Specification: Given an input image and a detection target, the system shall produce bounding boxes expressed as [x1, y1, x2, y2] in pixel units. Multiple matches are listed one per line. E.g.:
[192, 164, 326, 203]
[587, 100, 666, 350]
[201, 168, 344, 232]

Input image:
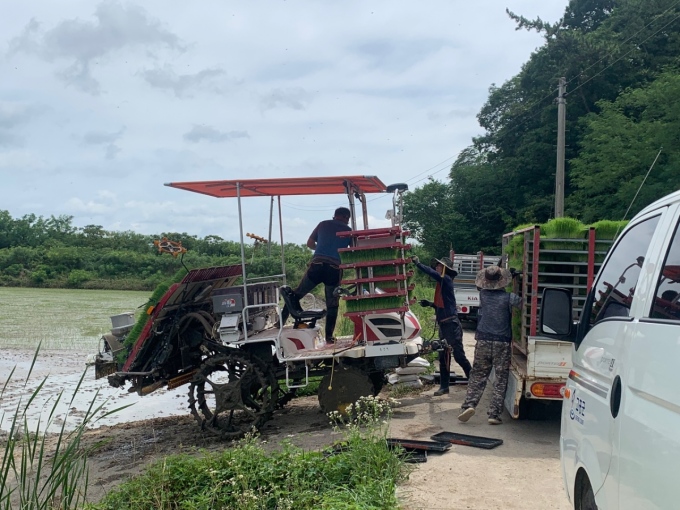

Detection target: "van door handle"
[610, 375, 622, 418]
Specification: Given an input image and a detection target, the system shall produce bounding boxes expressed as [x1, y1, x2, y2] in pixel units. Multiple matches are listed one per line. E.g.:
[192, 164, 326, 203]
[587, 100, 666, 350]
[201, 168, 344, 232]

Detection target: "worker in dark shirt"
[458, 265, 521, 425]
[413, 255, 471, 395]
[281, 207, 352, 342]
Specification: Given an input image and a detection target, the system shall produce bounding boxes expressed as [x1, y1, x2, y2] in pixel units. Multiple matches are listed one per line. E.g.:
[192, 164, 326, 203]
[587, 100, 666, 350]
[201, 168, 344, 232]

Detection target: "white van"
[540, 190, 680, 510]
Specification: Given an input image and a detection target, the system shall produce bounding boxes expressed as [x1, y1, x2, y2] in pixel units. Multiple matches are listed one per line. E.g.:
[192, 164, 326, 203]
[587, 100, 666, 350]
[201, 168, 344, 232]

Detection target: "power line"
[405, 154, 458, 184]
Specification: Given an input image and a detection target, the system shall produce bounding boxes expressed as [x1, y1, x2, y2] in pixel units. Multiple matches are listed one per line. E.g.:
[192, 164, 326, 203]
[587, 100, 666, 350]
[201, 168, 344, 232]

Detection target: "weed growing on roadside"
[327, 395, 399, 429]
[88, 396, 408, 510]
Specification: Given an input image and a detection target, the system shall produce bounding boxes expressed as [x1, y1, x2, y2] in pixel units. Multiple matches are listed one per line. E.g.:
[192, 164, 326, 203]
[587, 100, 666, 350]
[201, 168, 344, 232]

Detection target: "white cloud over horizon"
[0, 0, 568, 245]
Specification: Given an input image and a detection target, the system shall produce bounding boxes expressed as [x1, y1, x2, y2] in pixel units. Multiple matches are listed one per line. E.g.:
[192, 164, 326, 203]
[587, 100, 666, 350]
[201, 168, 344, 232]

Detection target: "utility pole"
[555, 76, 566, 218]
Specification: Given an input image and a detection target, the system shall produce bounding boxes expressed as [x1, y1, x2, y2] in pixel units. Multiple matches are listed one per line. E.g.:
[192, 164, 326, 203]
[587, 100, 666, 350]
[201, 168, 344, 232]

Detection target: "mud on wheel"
[188, 349, 276, 439]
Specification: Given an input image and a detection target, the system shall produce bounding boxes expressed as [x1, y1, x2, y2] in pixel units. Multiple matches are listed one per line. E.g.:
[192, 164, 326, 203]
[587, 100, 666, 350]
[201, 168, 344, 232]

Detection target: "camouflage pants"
[461, 339, 511, 419]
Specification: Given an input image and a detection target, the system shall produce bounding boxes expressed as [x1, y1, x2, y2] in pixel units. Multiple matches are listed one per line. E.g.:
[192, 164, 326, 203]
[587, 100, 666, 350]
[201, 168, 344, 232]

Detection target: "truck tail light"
[530, 382, 565, 398]
[560, 386, 571, 399]
[460, 306, 468, 313]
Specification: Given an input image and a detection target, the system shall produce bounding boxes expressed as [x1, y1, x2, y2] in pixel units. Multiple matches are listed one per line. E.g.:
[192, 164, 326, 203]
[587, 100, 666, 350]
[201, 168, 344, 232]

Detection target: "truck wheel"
[576, 476, 598, 510]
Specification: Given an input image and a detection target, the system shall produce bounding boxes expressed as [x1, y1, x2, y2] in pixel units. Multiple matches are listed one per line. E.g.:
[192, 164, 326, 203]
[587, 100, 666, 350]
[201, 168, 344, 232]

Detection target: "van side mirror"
[540, 288, 574, 339]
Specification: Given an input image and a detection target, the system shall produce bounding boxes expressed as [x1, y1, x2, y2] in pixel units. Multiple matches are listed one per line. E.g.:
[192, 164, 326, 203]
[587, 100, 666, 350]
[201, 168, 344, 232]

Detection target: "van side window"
[650, 220, 680, 321]
[588, 216, 660, 328]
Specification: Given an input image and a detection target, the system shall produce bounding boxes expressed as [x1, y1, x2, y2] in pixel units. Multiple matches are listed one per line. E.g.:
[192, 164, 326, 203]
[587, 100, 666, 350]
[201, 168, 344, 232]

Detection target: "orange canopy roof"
[165, 176, 387, 198]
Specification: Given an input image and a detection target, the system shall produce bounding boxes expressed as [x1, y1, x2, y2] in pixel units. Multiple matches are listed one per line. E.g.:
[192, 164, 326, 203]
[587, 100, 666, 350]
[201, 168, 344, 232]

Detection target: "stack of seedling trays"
[503, 218, 626, 347]
[338, 226, 415, 317]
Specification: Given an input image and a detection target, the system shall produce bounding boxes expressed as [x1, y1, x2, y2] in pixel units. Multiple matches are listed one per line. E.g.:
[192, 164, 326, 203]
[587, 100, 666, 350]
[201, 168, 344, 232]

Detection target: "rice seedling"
[590, 220, 628, 240]
[590, 220, 627, 260]
[122, 269, 187, 352]
[344, 295, 407, 313]
[339, 247, 399, 265]
[540, 217, 587, 240]
[504, 223, 536, 273]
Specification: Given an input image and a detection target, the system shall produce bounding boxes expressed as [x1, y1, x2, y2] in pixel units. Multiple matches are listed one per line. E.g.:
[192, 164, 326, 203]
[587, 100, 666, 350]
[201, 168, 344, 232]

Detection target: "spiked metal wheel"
[188, 350, 275, 439]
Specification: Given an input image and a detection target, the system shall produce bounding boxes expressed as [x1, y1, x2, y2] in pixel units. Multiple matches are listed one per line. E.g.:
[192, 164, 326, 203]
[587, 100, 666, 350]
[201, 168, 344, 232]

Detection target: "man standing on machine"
[281, 207, 352, 343]
[412, 255, 471, 395]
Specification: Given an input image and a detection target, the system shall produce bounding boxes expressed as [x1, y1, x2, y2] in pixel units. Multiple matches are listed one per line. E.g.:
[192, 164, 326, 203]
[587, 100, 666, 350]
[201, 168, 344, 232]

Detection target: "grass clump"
[1, 345, 124, 510]
[89, 396, 407, 510]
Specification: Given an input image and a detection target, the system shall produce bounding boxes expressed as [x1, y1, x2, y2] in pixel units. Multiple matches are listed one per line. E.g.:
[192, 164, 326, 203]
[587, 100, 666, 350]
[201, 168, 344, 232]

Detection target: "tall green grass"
[0, 345, 126, 510]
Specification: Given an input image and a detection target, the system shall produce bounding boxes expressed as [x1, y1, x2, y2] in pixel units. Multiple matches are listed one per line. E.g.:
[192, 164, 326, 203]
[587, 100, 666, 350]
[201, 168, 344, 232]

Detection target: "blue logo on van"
[569, 391, 585, 425]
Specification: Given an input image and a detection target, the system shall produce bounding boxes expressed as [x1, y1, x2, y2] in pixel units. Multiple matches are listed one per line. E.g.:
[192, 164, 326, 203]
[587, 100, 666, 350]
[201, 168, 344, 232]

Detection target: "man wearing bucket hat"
[458, 265, 521, 425]
[412, 254, 471, 396]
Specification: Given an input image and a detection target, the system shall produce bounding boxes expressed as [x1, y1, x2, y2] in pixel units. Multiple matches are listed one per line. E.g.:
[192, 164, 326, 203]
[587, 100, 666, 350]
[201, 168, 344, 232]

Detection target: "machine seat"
[280, 285, 326, 328]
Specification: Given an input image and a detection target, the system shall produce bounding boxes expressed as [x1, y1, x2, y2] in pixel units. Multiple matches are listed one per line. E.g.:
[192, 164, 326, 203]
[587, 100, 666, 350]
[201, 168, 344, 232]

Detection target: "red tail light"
[531, 382, 565, 398]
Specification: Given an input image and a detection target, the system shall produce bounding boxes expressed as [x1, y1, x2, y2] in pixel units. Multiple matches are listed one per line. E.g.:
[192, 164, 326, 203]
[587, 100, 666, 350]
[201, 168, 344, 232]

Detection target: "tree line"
[0, 210, 315, 290]
[0, 210, 437, 291]
[404, 0, 680, 256]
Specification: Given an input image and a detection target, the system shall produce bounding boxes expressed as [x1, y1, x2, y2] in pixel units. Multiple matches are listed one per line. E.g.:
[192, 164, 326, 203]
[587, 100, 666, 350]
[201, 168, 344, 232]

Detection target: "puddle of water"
[0, 357, 191, 434]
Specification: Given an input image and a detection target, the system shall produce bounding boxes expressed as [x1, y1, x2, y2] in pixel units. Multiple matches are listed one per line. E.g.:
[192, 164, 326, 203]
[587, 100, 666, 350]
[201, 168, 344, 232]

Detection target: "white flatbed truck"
[451, 252, 500, 321]
[500, 226, 613, 418]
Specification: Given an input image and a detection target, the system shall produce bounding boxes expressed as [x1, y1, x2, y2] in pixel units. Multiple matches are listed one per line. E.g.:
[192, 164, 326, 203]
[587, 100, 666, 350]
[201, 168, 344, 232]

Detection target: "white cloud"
[7, 1, 184, 94]
[80, 128, 124, 159]
[81, 129, 123, 145]
[0, 149, 48, 170]
[260, 88, 314, 111]
[140, 65, 226, 97]
[66, 197, 113, 215]
[183, 125, 249, 144]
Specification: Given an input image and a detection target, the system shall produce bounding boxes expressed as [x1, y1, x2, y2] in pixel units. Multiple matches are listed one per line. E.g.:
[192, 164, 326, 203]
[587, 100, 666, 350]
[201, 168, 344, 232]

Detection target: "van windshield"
[587, 216, 660, 328]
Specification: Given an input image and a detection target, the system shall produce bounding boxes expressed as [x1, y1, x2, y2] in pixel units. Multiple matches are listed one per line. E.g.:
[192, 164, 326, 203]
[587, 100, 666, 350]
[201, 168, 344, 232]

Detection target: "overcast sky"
[1, 1, 568, 245]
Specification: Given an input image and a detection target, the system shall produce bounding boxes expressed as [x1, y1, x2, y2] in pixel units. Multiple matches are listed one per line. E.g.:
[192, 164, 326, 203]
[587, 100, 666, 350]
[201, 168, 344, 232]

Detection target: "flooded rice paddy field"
[0, 287, 148, 351]
[0, 287, 191, 434]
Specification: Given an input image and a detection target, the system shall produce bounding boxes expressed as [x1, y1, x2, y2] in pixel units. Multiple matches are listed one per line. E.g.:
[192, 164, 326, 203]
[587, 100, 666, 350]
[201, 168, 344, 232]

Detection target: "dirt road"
[0, 330, 571, 509]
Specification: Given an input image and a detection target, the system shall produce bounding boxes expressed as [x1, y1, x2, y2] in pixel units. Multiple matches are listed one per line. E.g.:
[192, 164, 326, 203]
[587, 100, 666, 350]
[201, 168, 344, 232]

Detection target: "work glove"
[411, 255, 420, 264]
[419, 299, 434, 308]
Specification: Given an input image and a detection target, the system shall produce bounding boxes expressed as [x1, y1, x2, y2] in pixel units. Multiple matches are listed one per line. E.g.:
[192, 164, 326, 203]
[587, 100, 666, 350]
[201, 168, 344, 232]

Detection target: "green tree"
[569, 69, 680, 222]
[402, 179, 465, 256]
[472, 0, 680, 225]
[0, 210, 13, 249]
